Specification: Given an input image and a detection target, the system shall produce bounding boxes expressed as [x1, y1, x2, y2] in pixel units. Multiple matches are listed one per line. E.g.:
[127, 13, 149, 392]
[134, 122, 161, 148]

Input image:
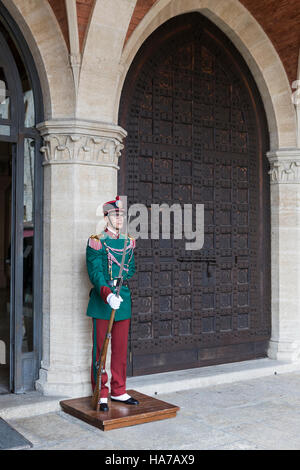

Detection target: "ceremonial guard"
[86, 196, 139, 411]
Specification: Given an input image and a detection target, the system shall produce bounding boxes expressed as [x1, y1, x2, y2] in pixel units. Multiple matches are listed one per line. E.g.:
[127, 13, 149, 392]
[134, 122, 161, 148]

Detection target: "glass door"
[0, 8, 43, 392]
[0, 142, 11, 393]
[12, 135, 42, 392]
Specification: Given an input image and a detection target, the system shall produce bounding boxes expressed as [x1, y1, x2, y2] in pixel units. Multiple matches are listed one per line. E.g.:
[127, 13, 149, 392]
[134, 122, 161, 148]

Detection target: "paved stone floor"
[5, 371, 300, 450]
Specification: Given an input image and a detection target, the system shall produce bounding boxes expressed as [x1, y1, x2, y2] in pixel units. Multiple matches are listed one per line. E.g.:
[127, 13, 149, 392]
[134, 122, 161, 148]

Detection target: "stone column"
[267, 148, 300, 362]
[35, 119, 127, 397]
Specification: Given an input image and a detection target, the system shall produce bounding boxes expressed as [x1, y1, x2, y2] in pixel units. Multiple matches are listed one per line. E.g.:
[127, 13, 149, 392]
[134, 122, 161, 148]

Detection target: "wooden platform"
[60, 390, 180, 431]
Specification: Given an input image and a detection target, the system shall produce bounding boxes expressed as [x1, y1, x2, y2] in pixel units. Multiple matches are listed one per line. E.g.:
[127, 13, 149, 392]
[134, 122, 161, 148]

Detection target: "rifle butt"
[90, 308, 116, 411]
[91, 371, 101, 410]
[91, 392, 99, 410]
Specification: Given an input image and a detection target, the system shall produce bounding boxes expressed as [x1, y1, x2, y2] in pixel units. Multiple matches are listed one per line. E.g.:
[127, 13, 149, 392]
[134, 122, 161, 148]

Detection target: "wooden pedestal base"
[60, 390, 180, 431]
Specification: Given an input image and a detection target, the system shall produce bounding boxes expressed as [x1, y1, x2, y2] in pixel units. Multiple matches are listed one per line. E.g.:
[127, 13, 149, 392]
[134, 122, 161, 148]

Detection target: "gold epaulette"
[88, 234, 103, 250]
[90, 233, 105, 239]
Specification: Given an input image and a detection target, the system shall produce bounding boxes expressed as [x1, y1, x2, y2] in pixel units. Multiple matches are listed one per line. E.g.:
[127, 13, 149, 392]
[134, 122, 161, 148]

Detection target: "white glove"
[107, 293, 123, 310]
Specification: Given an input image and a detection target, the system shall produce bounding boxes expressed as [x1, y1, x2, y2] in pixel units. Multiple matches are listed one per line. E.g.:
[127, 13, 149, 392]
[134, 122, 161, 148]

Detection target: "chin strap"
[107, 214, 120, 232]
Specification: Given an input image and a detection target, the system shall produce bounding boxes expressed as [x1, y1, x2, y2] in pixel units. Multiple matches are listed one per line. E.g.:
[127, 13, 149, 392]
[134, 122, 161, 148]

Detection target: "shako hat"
[103, 195, 124, 216]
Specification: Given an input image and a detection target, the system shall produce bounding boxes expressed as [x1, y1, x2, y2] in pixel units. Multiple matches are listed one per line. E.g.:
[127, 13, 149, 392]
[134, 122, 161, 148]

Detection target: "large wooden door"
[119, 13, 271, 376]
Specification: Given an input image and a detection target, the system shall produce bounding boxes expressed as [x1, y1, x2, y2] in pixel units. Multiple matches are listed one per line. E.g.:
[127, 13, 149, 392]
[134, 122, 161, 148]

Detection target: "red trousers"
[91, 318, 130, 398]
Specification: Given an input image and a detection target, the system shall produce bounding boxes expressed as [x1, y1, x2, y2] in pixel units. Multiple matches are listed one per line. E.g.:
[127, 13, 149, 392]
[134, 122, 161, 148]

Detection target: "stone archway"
[76, 0, 136, 123]
[117, 0, 297, 150]
[1, 0, 75, 119]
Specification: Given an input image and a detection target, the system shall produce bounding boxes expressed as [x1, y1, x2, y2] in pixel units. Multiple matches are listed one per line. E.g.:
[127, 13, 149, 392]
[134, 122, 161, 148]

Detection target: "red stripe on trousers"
[91, 318, 130, 398]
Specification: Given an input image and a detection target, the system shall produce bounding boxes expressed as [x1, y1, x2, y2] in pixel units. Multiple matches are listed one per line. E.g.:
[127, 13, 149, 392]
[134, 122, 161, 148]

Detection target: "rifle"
[91, 230, 128, 412]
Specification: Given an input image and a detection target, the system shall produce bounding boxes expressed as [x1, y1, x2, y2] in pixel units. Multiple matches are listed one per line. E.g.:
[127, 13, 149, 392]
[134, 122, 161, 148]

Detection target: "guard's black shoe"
[100, 403, 109, 412]
[111, 397, 139, 405]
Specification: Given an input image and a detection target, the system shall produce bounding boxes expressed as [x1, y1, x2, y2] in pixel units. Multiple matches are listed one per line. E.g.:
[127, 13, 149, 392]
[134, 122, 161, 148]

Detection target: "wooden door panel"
[119, 13, 271, 376]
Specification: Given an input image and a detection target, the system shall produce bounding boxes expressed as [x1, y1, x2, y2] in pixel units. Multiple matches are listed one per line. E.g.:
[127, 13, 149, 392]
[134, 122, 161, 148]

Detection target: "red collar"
[104, 227, 119, 239]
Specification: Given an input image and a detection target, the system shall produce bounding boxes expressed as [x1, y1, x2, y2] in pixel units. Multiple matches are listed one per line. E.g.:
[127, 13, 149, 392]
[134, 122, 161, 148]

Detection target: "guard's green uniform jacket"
[86, 230, 136, 321]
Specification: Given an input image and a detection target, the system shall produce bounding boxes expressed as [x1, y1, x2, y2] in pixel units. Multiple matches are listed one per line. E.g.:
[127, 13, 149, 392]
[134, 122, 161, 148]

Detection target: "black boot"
[111, 397, 139, 405]
[100, 402, 109, 412]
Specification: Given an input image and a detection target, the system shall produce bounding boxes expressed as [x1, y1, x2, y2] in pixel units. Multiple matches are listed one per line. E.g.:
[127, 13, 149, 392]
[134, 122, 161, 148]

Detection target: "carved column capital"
[37, 119, 127, 168]
[267, 148, 300, 184]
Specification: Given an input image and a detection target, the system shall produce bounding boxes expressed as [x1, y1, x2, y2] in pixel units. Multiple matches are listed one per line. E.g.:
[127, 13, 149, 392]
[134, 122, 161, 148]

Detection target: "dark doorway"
[0, 5, 43, 392]
[0, 142, 11, 392]
[119, 13, 271, 376]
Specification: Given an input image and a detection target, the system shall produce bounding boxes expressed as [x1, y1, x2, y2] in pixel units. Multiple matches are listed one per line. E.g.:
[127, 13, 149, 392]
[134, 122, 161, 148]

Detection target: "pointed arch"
[117, 0, 297, 150]
[76, 0, 137, 122]
[1, 0, 76, 119]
